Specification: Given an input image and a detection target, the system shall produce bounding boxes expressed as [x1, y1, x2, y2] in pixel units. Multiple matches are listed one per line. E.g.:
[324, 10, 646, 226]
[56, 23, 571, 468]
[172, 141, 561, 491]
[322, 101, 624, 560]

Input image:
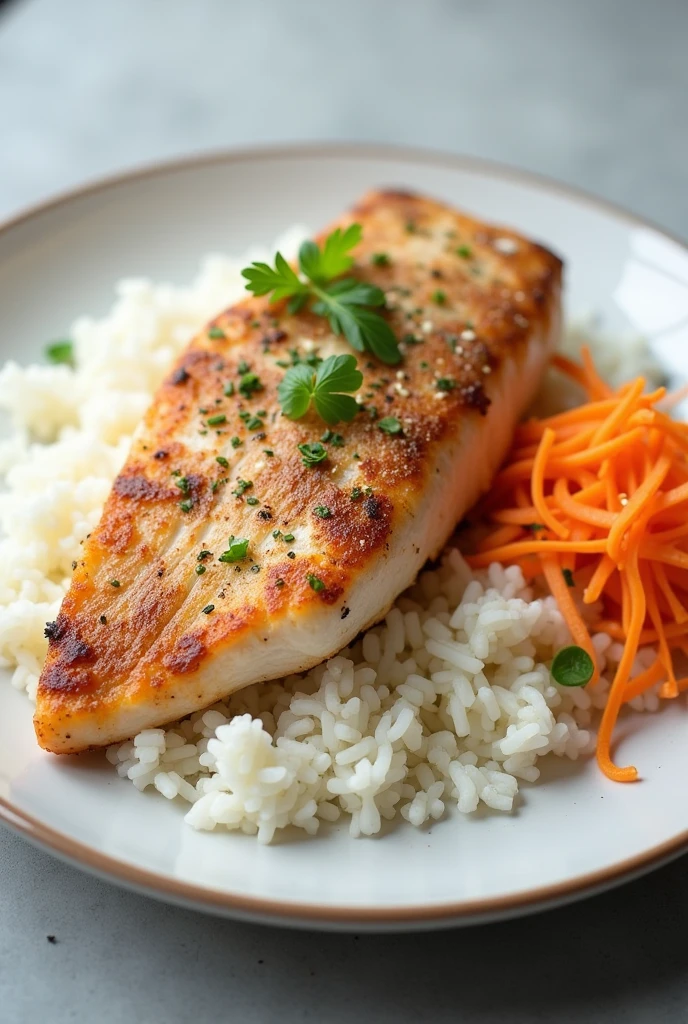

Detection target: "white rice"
[0, 231, 663, 842]
[104, 552, 659, 843]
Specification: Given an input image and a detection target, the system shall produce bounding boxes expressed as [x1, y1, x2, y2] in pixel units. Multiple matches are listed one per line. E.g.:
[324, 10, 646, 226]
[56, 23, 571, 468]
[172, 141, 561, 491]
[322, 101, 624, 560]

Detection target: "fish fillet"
[35, 189, 562, 753]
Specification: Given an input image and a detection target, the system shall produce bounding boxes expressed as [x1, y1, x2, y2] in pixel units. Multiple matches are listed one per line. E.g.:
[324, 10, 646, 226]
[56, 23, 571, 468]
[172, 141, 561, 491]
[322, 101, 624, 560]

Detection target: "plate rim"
[1, 140, 687, 928]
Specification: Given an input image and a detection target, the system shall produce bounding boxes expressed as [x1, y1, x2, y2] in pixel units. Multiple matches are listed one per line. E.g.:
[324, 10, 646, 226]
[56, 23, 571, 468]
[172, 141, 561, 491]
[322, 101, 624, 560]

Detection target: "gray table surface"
[1, 0, 688, 1021]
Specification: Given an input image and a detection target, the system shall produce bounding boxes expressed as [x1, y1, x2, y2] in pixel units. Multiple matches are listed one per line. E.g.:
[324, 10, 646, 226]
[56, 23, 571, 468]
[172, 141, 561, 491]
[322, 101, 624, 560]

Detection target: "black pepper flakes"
[462, 383, 491, 415]
[363, 496, 381, 519]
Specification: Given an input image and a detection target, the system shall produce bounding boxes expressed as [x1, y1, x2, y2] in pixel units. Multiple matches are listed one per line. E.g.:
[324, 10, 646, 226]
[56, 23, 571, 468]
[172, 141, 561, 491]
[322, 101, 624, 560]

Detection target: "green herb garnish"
[314, 505, 332, 519]
[246, 496, 260, 506]
[175, 476, 190, 495]
[232, 479, 253, 497]
[456, 245, 472, 259]
[230, 436, 242, 448]
[436, 377, 456, 392]
[263, 448, 274, 457]
[298, 442, 328, 467]
[562, 568, 575, 588]
[551, 646, 594, 687]
[239, 372, 263, 399]
[283, 533, 295, 543]
[378, 416, 403, 435]
[218, 536, 249, 563]
[278, 353, 363, 425]
[109, 579, 121, 588]
[45, 340, 75, 367]
[208, 326, 226, 340]
[307, 573, 326, 592]
[432, 289, 446, 305]
[195, 564, 206, 575]
[202, 604, 215, 614]
[319, 428, 346, 447]
[242, 224, 401, 364]
[207, 414, 227, 427]
[216, 456, 229, 468]
[224, 382, 235, 397]
[246, 416, 264, 431]
[178, 499, 194, 512]
[371, 252, 390, 267]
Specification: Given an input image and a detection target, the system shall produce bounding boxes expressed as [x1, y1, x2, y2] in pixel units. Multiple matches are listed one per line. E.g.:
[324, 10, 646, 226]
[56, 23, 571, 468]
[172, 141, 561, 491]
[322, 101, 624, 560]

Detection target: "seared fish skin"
[35, 190, 562, 753]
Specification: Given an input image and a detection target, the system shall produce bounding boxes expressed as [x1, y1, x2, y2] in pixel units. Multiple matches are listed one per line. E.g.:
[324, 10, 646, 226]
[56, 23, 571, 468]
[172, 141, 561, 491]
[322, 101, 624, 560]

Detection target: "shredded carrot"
[540, 555, 599, 684]
[466, 353, 688, 783]
[532, 429, 569, 538]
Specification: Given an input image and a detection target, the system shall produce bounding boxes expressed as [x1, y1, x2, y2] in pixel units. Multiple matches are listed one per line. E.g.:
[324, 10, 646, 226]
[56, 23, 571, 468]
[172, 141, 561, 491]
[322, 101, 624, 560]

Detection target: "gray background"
[1, 0, 687, 1021]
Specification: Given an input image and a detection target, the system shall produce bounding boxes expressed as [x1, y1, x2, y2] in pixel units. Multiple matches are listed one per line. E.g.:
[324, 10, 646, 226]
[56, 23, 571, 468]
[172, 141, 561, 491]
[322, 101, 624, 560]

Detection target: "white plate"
[2, 144, 688, 932]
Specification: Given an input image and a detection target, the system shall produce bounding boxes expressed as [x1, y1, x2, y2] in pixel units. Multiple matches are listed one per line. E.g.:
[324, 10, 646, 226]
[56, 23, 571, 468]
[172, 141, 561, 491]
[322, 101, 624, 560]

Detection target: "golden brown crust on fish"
[34, 189, 562, 753]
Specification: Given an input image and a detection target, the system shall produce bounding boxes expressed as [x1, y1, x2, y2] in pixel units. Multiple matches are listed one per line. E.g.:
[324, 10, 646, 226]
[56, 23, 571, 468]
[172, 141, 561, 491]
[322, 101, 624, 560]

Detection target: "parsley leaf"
[218, 536, 249, 563]
[298, 442, 328, 467]
[277, 364, 314, 420]
[232, 478, 253, 497]
[306, 573, 326, 592]
[238, 372, 263, 399]
[277, 354, 363, 426]
[45, 340, 75, 367]
[311, 280, 399, 365]
[241, 225, 401, 365]
[240, 251, 308, 303]
[551, 645, 594, 687]
[378, 416, 403, 435]
[298, 223, 361, 283]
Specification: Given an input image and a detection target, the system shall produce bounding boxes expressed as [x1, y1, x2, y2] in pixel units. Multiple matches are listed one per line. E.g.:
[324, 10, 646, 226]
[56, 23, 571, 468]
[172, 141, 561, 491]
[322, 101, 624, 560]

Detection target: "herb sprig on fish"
[277, 353, 362, 425]
[241, 224, 401, 365]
